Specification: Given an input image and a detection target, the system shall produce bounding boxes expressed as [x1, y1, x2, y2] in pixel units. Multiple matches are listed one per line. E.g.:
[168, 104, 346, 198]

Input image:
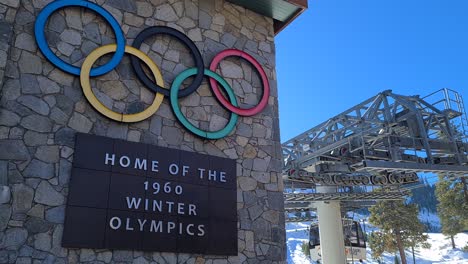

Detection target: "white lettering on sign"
[186, 224, 194, 235]
[220, 171, 226, 182]
[198, 169, 227, 182]
[178, 203, 185, 215]
[150, 220, 162, 232]
[137, 219, 146, 231]
[105, 153, 115, 165]
[197, 225, 205, 236]
[178, 223, 183, 235]
[182, 166, 189, 176]
[109, 217, 121, 230]
[168, 164, 179, 175]
[125, 218, 134, 231]
[189, 204, 197, 216]
[119, 156, 130, 167]
[198, 168, 205, 179]
[125, 196, 198, 216]
[151, 160, 159, 172]
[167, 222, 176, 233]
[208, 170, 217, 181]
[103, 153, 230, 184]
[100, 150, 233, 241]
[109, 217, 206, 236]
[134, 158, 147, 170]
[126, 197, 141, 209]
[167, 201, 174, 213]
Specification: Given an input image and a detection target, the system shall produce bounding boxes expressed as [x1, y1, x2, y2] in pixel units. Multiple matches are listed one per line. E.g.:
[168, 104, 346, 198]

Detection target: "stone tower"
[0, 0, 307, 263]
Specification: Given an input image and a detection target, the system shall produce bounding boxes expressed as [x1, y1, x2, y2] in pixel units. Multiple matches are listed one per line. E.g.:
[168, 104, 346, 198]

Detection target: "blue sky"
[276, 0, 468, 142]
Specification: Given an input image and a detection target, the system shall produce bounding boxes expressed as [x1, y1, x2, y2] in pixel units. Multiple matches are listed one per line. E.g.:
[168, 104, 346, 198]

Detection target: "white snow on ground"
[364, 233, 468, 264]
[286, 222, 313, 264]
[286, 221, 468, 264]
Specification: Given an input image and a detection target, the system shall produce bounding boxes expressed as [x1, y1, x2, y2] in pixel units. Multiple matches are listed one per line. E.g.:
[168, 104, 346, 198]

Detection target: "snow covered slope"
[286, 222, 468, 263]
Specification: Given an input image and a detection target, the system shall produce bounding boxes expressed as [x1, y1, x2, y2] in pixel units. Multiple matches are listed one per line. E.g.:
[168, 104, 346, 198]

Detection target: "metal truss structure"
[285, 200, 377, 213]
[284, 190, 409, 202]
[286, 216, 317, 223]
[282, 89, 468, 214]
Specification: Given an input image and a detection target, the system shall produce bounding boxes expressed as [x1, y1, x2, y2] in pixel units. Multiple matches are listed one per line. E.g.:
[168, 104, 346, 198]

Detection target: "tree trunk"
[461, 177, 468, 205]
[396, 232, 407, 264]
[411, 246, 415, 264]
[450, 235, 456, 249]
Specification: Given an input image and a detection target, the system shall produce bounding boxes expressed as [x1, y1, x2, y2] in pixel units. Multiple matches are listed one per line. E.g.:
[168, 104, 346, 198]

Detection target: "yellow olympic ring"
[80, 44, 165, 123]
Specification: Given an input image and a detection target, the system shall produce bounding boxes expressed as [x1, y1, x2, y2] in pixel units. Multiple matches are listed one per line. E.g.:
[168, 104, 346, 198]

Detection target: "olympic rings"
[170, 68, 239, 139]
[131, 26, 205, 98]
[80, 44, 164, 123]
[34, 1, 271, 139]
[34, 0, 125, 76]
[209, 49, 270, 116]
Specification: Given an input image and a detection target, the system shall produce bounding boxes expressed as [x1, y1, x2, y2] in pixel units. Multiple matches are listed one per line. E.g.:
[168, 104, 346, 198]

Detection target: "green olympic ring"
[170, 68, 239, 139]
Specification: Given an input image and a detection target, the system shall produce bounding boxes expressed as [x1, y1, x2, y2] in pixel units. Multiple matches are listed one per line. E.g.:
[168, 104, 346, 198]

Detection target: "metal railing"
[423, 88, 468, 142]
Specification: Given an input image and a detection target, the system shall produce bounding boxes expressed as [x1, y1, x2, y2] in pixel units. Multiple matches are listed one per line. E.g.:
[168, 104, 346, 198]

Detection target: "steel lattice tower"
[282, 89, 468, 263]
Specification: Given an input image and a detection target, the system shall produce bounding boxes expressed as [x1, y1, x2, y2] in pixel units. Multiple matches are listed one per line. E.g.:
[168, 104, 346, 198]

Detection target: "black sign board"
[62, 133, 237, 255]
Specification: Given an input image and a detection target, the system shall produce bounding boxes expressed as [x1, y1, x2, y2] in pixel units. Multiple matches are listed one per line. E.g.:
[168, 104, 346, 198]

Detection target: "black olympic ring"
[130, 26, 205, 98]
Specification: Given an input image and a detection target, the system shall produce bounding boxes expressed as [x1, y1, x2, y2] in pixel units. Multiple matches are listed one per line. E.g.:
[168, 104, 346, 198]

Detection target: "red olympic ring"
[209, 49, 270, 116]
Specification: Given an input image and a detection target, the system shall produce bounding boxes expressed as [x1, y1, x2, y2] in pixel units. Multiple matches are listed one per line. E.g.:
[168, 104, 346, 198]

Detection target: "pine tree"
[368, 231, 386, 260]
[435, 174, 468, 248]
[369, 198, 429, 264]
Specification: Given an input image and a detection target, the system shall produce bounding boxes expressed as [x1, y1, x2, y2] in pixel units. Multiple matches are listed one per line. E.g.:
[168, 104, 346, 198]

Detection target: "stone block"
[20, 74, 41, 95]
[239, 177, 257, 191]
[2, 228, 28, 249]
[34, 181, 64, 206]
[12, 184, 34, 213]
[55, 128, 76, 147]
[107, 0, 136, 12]
[155, 4, 178, 22]
[27, 204, 44, 218]
[23, 131, 48, 147]
[161, 126, 183, 145]
[136, 1, 153, 17]
[0, 204, 11, 231]
[113, 250, 133, 262]
[35, 146, 60, 163]
[0, 109, 20, 126]
[17, 96, 50, 116]
[18, 52, 42, 74]
[23, 160, 54, 179]
[14, 33, 36, 52]
[0, 186, 11, 204]
[79, 249, 96, 262]
[34, 232, 52, 252]
[20, 115, 52, 132]
[24, 217, 53, 234]
[2, 0, 19, 7]
[0, 140, 29, 160]
[59, 29, 82, 46]
[45, 205, 65, 224]
[68, 113, 92, 133]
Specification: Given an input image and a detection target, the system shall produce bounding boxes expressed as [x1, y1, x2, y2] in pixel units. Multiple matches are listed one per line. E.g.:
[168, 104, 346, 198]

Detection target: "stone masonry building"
[0, 0, 307, 263]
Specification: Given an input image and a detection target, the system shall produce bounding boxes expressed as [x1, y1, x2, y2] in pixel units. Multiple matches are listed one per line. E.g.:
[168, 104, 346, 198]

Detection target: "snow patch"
[286, 217, 467, 264]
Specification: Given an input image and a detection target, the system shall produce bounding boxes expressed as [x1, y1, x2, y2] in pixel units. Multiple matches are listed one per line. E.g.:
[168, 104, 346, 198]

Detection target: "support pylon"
[316, 186, 346, 264]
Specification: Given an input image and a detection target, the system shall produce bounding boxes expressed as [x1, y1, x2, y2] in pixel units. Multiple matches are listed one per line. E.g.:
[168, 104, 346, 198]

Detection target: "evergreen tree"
[435, 174, 468, 248]
[369, 198, 429, 264]
[368, 231, 386, 260]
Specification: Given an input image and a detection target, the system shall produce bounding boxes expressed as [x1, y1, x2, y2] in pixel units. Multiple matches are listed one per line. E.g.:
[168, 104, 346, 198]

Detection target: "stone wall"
[0, 0, 284, 263]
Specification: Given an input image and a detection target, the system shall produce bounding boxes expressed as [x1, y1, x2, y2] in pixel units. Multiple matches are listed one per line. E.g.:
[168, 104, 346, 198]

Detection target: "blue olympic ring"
[34, 0, 125, 76]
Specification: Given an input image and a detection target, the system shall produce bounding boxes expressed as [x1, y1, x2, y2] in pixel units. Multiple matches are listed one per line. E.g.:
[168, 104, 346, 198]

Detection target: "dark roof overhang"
[227, 0, 308, 35]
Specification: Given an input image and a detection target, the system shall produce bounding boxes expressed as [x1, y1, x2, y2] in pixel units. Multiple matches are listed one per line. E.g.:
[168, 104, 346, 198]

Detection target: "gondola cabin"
[309, 219, 367, 263]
